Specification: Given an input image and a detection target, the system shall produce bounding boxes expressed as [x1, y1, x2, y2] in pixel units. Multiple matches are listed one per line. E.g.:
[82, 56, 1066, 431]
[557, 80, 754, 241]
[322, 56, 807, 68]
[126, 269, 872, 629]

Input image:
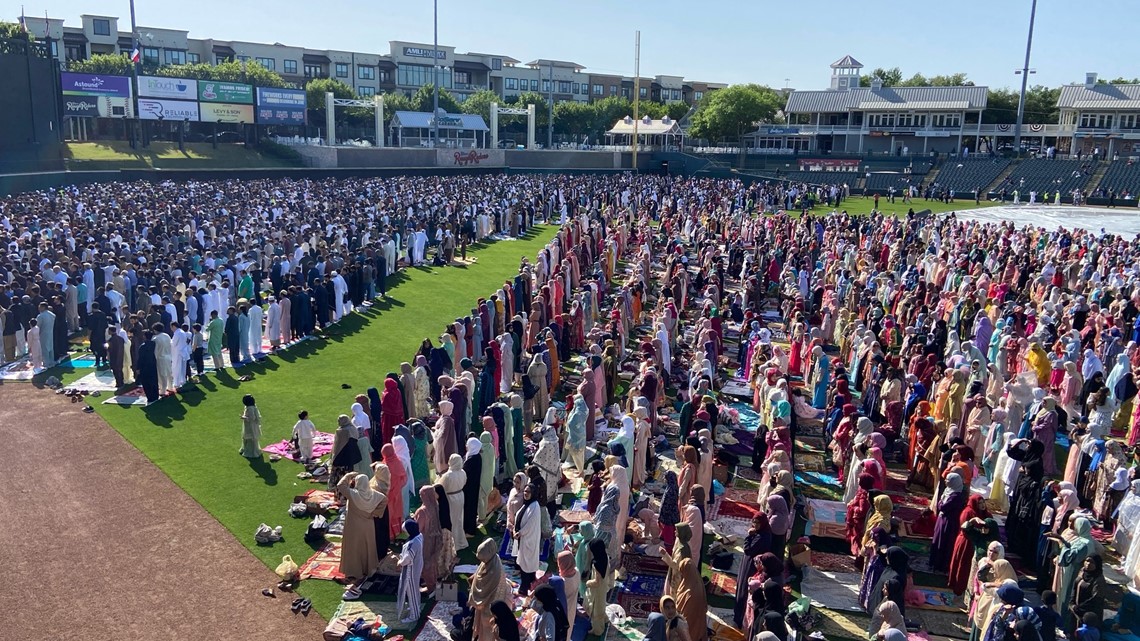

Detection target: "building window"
[65, 43, 84, 61]
[255, 57, 275, 71]
[283, 59, 297, 74]
[558, 81, 571, 93]
[216, 55, 230, 65]
[505, 78, 518, 90]
[611, 85, 618, 96]
[187, 52, 200, 64]
[304, 64, 323, 78]
[142, 47, 160, 66]
[358, 65, 375, 80]
[639, 87, 647, 98]
[379, 70, 391, 84]
[335, 63, 349, 78]
[397, 64, 451, 88]
[694, 91, 704, 101]
[621, 87, 630, 98]
[453, 70, 470, 85]
[572, 82, 580, 94]
[1121, 114, 1137, 129]
[542, 79, 551, 93]
[92, 18, 111, 36]
[491, 58, 502, 71]
[530, 79, 539, 91]
[164, 50, 186, 65]
[358, 86, 375, 97]
[592, 84, 603, 96]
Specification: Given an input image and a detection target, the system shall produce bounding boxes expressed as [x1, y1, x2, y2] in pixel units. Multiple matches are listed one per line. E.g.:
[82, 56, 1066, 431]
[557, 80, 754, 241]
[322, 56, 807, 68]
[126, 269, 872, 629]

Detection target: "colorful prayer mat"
[911, 588, 961, 612]
[811, 551, 861, 574]
[733, 475, 761, 490]
[615, 592, 659, 619]
[262, 431, 335, 461]
[814, 607, 874, 640]
[708, 516, 752, 541]
[807, 499, 847, 526]
[797, 452, 827, 472]
[800, 569, 864, 612]
[708, 571, 737, 596]
[799, 418, 825, 438]
[332, 598, 418, 631]
[101, 385, 151, 406]
[620, 553, 669, 576]
[914, 608, 972, 637]
[805, 520, 847, 540]
[899, 538, 933, 556]
[721, 487, 758, 504]
[410, 601, 460, 641]
[558, 509, 592, 524]
[0, 357, 43, 381]
[624, 573, 667, 596]
[299, 541, 344, 581]
[715, 498, 762, 520]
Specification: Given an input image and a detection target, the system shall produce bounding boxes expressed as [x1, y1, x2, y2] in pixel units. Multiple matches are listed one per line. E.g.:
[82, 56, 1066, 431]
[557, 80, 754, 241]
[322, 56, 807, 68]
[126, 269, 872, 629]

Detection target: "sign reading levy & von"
[200, 102, 255, 123]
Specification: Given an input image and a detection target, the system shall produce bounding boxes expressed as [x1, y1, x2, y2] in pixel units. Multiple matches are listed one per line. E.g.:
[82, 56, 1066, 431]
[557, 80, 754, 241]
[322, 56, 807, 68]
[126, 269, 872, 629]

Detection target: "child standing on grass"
[292, 410, 316, 464]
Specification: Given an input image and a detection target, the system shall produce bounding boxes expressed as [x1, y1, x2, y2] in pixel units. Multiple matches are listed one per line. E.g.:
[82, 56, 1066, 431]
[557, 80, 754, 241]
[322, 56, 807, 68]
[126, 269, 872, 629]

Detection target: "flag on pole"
[130, 43, 141, 63]
[19, 5, 28, 32]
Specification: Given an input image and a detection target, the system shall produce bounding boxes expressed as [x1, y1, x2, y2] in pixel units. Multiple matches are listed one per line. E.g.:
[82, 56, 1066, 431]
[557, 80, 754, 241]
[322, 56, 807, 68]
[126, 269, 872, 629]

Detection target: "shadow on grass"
[247, 455, 278, 485]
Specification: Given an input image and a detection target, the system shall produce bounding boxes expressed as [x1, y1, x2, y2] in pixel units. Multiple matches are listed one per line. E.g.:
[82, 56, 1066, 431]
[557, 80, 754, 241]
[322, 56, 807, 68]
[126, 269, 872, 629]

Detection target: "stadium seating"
[864, 173, 920, 193]
[1097, 160, 1140, 197]
[928, 158, 1011, 193]
[783, 171, 860, 187]
[996, 159, 1095, 196]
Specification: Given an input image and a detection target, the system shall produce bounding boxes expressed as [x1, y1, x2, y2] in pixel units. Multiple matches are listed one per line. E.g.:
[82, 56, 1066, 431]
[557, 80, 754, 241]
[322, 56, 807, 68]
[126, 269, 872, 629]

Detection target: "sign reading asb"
[404, 46, 446, 60]
[255, 87, 307, 125]
[138, 75, 199, 100]
[199, 81, 254, 104]
[138, 98, 200, 121]
[61, 73, 132, 98]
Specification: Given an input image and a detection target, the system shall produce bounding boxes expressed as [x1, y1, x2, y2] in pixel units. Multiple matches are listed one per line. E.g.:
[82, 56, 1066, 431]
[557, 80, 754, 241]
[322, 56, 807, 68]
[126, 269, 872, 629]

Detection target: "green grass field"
[803, 196, 1000, 217]
[64, 141, 300, 169]
[63, 227, 556, 618]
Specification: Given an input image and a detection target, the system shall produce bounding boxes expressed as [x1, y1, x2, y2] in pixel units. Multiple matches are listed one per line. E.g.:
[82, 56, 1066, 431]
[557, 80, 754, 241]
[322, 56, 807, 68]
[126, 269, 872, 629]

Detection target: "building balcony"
[452, 83, 488, 92]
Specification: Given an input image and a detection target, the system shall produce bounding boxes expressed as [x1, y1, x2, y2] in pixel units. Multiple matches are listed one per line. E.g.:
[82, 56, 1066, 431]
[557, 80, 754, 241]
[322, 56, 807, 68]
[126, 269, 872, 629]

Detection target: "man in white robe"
[247, 302, 264, 357]
[153, 330, 173, 395]
[171, 324, 190, 389]
[265, 296, 281, 349]
[331, 271, 349, 321]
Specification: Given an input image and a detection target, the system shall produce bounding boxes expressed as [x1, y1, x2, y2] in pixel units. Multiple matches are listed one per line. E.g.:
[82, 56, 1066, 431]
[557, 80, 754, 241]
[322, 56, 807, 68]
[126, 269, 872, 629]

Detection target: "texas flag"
[130, 43, 140, 63]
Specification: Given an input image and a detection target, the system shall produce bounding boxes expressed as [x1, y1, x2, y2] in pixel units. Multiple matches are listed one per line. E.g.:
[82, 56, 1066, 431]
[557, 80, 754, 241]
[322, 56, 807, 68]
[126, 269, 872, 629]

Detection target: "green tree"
[380, 91, 414, 128]
[0, 20, 33, 40]
[306, 77, 357, 126]
[590, 95, 632, 140]
[638, 101, 667, 119]
[982, 86, 1059, 125]
[460, 89, 500, 123]
[67, 53, 132, 75]
[861, 67, 903, 87]
[666, 102, 692, 121]
[410, 84, 461, 114]
[929, 73, 972, 86]
[510, 91, 550, 127]
[688, 84, 782, 143]
[553, 101, 595, 139]
[898, 73, 929, 87]
[1102, 77, 1140, 84]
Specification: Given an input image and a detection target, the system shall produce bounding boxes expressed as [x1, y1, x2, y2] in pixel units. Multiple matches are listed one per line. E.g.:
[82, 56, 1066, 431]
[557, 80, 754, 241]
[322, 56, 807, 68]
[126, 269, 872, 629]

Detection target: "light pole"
[431, 0, 439, 148]
[547, 62, 553, 148]
[1013, 0, 1038, 155]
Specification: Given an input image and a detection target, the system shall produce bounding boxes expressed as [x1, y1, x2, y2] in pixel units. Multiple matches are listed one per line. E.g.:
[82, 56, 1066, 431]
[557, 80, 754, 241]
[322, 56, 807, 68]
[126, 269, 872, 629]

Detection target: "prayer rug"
[67, 369, 119, 392]
[615, 591, 659, 619]
[327, 512, 345, 536]
[722, 381, 752, 399]
[624, 573, 667, 596]
[914, 609, 971, 638]
[708, 571, 737, 596]
[899, 538, 933, 557]
[708, 516, 752, 541]
[299, 541, 344, 581]
[558, 509, 592, 524]
[360, 574, 400, 596]
[800, 482, 843, 502]
[262, 431, 335, 461]
[815, 608, 873, 640]
[621, 553, 669, 576]
[911, 588, 962, 612]
[715, 499, 762, 520]
[708, 607, 747, 641]
[797, 436, 826, 451]
[411, 601, 461, 641]
[909, 555, 941, 576]
[66, 355, 98, 368]
[811, 551, 861, 574]
[721, 487, 758, 505]
[807, 499, 847, 526]
[605, 621, 645, 641]
[800, 569, 864, 612]
[898, 518, 934, 540]
[732, 475, 761, 491]
[796, 469, 841, 488]
[101, 386, 151, 406]
[724, 430, 755, 457]
[797, 452, 827, 472]
[805, 520, 847, 540]
[0, 358, 42, 381]
[810, 535, 854, 555]
[729, 402, 762, 433]
[332, 598, 417, 631]
[735, 466, 762, 481]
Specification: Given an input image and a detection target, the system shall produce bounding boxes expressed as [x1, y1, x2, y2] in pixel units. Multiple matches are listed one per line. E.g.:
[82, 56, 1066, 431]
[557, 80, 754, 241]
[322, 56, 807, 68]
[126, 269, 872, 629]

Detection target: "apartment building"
[23, 13, 723, 107]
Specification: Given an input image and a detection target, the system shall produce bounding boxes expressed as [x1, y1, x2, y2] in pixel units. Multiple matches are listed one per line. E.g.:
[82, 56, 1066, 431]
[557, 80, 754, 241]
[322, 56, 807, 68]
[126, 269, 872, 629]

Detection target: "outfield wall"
[295, 146, 637, 171]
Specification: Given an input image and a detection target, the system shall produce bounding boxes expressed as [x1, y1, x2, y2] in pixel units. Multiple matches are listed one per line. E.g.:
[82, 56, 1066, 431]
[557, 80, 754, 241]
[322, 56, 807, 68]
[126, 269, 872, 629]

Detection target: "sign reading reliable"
[200, 103, 255, 123]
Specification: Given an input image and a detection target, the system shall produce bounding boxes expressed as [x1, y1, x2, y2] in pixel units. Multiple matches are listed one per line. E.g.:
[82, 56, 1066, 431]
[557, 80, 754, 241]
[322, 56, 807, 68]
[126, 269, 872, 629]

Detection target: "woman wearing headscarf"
[677, 445, 698, 509]
[970, 550, 1016, 641]
[593, 485, 621, 565]
[1070, 554, 1104, 632]
[611, 465, 633, 553]
[461, 436, 483, 536]
[584, 538, 609, 635]
[1005, 439, 1046, 564]
[413, 486, 442, 594]
[948, 497, 998, 594]
[369, 462, 392, 556]
[534, 427, 563, 516]
[660, 470, 681, 552]
[766, 494, 791, 561]
[1052, 516, 1095, 627]
[395, 519, 423, 624]
[868, 547, 909, 623]
[931, 472, 968, 572]
[469, 538, 512, 641]
[408, 420, 431, 487]
[432, 400, 458, 475]
[490, 601, 520, 641]
[870, 600, 906, 638]
[862, 495, 894, 549]
[330, 414, 363, 493]
[380, 378, 403, 446]
[432, 483, 456, 577]
[337, 472, 382, 597]
[858, 528, 893, 611]
[1032, 397, 1059, 476]
[981, 581, 1026, 641]
[531, 584, 569, 641]
[478, 429, 495, 518]
[563, 394, 588, 475]
[557, 550, 581, 616]
[734, 513, 772, 627]
[366, 385, 382, 437]
[439, 453, 467, 551]
[658, 522, 708, 641]
[392, 433, 416, 515]
[413, 355, 432, 417]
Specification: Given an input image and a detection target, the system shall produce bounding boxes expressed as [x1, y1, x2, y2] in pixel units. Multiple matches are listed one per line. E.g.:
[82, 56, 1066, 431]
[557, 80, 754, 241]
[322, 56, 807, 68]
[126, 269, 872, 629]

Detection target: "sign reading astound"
[138, 75, 198, 100]
[61, 72, 132, 98]
[404, 46, 446, 60]
[255, 87, 307, 125]
[198, 81, 254, 104]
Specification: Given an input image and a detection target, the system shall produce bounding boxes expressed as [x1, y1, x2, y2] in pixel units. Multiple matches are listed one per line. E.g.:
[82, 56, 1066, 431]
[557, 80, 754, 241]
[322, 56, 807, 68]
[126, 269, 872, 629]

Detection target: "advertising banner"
[256, 87, 307, 125]
[766, 126, 800, 135]
[437, 148, 504, 167]
[798, 158, 861, 171]
[198, 81, 254, 104]
[137, 98, 200, 121]
[61, 72, 131, 98]
[200, 102, 255, 123]
[138, 75, 199, 100]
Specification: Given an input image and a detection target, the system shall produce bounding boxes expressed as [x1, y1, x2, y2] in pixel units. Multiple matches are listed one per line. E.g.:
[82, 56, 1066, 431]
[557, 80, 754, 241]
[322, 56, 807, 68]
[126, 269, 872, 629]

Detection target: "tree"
[380, 91, 414, 128]
[1103, 77, 1140, 84]
[410, 84, 461, 115]
[590, 95, 633, 139]
[861, 67, 903, 87]
[510, 91, 549, 127]
[666, 102, 692, 121]
[460, 89, 500, 123]
[688, 84, 782, 143]
[305, 77, 357, 126]
[929, 73, 972, 87]
[982, 85, 1059, 125]
[553, 101, 595, 140]
[0, 20, 33, 40]
[67, 53, 132, 75]
[638, 101, 667, 119]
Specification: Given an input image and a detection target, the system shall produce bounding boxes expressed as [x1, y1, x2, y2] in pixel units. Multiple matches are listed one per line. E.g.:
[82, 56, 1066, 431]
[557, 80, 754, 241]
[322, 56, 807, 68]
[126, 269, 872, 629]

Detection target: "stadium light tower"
[1013, 0, 1038, 155]
[432, 0, 439, 148]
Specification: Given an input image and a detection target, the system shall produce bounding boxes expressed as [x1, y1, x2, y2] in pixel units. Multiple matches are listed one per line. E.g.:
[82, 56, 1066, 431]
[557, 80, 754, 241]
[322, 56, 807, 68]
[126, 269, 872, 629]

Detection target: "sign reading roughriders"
[198, 81, 254, 104]
[437, 149, 504, 167]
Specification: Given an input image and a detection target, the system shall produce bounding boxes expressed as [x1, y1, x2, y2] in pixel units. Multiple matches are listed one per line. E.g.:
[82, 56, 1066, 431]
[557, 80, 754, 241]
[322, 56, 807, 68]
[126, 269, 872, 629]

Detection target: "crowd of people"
[5, 170, 1140, 641]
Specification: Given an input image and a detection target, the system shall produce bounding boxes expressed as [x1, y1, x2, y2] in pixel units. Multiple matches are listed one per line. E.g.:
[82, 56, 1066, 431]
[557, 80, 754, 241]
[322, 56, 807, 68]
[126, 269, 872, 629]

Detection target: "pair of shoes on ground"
[290, 597, 312, 615]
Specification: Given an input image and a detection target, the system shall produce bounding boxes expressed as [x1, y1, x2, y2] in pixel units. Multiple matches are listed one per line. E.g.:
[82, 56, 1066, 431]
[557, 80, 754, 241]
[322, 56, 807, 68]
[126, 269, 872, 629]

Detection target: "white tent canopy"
[389, 110, 490, 148]
[605, 115, 683, 150]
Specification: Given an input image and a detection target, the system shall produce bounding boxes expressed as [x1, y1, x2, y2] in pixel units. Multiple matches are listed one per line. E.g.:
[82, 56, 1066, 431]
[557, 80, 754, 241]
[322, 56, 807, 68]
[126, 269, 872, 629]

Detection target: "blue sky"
[24, 0, 1140, 90]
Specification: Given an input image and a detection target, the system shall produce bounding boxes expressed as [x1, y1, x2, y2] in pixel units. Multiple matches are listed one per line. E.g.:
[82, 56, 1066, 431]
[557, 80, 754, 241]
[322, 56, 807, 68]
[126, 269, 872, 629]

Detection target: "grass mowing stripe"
[90, 226, 558, 617]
